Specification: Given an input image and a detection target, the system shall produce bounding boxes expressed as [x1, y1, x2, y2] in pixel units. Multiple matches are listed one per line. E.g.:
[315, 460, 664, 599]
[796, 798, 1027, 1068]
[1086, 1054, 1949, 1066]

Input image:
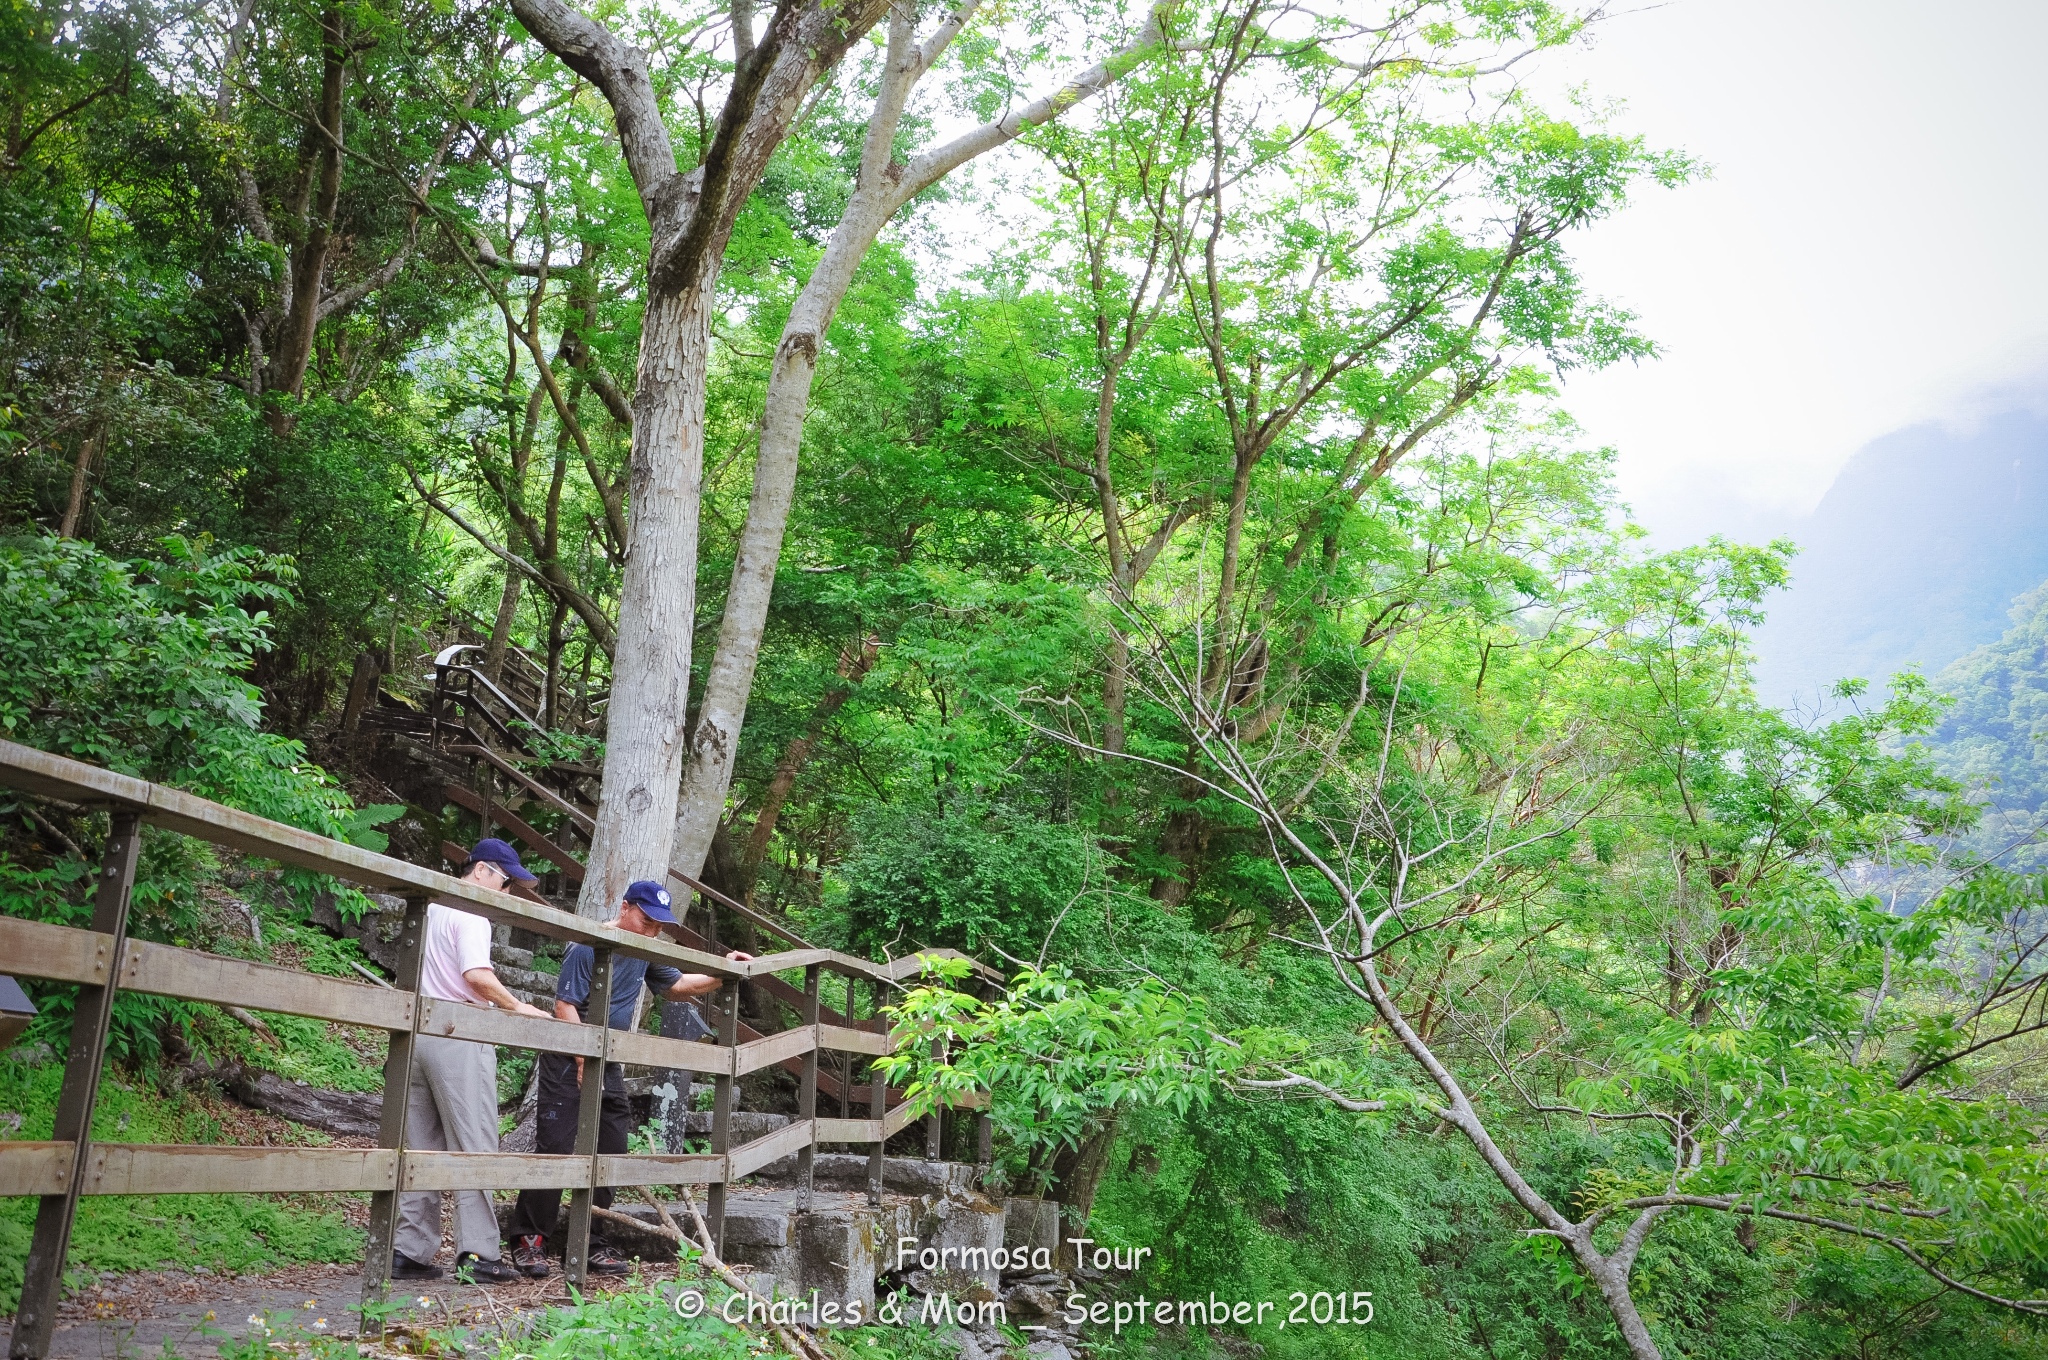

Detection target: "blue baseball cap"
[467, 837, 538, 883]
[622, 879, 676, 923]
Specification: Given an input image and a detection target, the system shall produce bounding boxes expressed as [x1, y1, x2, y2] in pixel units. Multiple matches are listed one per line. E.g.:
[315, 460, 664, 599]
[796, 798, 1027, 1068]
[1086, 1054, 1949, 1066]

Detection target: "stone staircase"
[607, 1158, 1076, 1359]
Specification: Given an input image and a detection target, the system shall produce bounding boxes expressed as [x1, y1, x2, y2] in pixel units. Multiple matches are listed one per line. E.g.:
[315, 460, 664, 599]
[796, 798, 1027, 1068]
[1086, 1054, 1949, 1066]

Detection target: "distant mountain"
[1751, 409, 2048, 708]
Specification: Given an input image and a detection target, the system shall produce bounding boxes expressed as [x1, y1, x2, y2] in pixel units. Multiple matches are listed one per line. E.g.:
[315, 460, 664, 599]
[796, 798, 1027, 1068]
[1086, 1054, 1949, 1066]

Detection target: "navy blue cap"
[622, 879, 676, 923]
[467, 837, 537, 883]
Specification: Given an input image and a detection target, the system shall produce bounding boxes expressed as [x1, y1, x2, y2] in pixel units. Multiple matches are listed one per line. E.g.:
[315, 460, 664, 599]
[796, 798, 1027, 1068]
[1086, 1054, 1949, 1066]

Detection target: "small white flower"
[247, 1314, 263, 1326]
[312, 1318, 328, 1331]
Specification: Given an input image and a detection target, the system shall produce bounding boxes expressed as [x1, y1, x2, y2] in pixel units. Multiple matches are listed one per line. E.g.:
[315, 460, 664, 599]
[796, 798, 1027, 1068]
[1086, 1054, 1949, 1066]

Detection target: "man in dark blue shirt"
[509, 880, 749, 1276]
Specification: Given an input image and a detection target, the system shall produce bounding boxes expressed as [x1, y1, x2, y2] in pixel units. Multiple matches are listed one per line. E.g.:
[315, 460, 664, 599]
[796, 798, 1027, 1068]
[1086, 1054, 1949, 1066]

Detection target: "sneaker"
[453, 1253, 519, 1285]
[586, 1244, 632, 1276]
[512, 1234, 550, 1279]
[391, 1252, 443, 1280]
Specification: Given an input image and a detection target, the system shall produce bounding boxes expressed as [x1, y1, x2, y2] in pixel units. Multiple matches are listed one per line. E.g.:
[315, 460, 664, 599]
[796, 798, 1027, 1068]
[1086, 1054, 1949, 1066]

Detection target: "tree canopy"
[3, 2, 2045, 1357]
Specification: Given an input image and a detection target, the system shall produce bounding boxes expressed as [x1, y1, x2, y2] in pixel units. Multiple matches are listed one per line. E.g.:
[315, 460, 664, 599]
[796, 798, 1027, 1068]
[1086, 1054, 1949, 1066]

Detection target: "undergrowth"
[0, 1054, 364, 1312]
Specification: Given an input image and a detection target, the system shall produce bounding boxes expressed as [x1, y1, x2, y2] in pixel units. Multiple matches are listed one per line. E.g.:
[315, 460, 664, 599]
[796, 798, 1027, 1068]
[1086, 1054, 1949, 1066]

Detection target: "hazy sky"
[1529, 0, 2048, 545]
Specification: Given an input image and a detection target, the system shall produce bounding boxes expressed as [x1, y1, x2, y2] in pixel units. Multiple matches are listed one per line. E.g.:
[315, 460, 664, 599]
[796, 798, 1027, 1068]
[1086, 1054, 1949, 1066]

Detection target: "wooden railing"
[0, 740, 988, 1360]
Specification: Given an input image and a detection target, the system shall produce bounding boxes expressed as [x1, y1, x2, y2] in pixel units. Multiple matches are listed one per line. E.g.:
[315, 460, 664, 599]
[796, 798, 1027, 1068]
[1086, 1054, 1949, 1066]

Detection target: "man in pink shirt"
[392, 839, 553, 1284]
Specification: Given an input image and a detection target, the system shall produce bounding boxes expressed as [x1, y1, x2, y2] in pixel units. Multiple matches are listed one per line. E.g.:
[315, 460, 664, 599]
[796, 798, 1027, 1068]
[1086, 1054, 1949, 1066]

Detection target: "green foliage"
[465, 1281, 964, 1359]
[0, 1054, 362, 1312]
[1929, 579, 2048, 868]
[835, 804, 1095, 958]
[0, 1, 2041, 1354]
[0, 534, 394, 852]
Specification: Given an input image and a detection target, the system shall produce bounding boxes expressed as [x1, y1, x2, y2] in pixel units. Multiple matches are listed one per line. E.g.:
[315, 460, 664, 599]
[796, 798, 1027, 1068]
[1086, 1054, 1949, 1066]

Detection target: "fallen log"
[219, 1063, 383, 1138]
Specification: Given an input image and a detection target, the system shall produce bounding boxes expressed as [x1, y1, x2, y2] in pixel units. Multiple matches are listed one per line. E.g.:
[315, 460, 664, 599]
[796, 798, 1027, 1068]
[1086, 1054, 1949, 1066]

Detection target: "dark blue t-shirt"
[556, 943, 683, 1031]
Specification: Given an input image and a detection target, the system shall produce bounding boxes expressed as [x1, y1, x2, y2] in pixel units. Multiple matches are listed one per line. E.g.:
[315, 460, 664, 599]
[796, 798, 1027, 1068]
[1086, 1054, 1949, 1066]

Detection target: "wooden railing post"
[868, 978, 887, 1208]
[708, 979, 738, 1252]
[842, 974, 856, 1116]
[358, 895, 428, 1337]
[562, 947, 613, 1287]
[925, 1036, 943, 1161]
[796, 965, 821, 1209]
[10, 810, 140, 1360]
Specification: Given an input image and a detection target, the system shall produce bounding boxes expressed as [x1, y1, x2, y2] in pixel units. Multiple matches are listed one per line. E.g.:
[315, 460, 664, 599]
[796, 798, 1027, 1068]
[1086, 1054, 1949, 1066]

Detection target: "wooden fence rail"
[0, 740, 989, 1360]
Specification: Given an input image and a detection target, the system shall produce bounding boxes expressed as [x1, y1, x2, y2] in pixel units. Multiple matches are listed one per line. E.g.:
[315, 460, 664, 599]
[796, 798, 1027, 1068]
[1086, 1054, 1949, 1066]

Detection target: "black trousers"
[510, 1053, 633, 1245]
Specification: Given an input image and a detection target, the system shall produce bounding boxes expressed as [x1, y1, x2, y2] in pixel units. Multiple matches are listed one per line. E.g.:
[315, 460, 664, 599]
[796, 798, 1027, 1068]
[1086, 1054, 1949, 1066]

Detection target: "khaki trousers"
[394, 1034, 501, 1263]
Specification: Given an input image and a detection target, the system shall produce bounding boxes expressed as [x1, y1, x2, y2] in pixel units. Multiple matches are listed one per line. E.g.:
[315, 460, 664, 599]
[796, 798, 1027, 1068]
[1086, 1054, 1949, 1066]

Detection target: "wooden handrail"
[0, 737, 996, 1355]
[0, 739, 992, 988]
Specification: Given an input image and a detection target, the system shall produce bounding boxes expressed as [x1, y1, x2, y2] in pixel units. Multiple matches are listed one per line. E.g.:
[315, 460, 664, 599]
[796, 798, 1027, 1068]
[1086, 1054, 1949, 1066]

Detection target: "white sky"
[1529, 0, 2048, 545]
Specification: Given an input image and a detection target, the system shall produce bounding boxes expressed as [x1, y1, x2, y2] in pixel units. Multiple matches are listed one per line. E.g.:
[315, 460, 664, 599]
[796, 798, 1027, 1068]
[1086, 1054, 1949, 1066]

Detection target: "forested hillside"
[1923, 582, 2048, 871]
[3, 2, 2046, 1359]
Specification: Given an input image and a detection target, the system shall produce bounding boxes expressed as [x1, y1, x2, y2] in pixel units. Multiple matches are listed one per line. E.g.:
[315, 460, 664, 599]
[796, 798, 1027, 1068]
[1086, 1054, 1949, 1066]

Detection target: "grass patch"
[465, 1282, 973, 1360]
[0, 1054, 363, 1312]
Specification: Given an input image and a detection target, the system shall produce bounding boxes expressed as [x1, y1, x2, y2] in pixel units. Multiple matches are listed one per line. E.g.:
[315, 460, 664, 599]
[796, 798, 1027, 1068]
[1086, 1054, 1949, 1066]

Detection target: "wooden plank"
[814, 1119, 882, 1145]
[0, 743, 1002, 992]
[415, 998, 602, 1057]
[0, 742, 972, 985]
[661, 864, 810, 952]
[882, 1102, 920, 1140]
[15, 811, 141, 1360]
[361, 896, 426, 1330]
[727, 1121, 813, 1180]
[733, 1024, 817, 1077]
[80, 1146, 398, 1195]
[562, 946, 613, 1287]
[403, 1151, 590, 1192]
[0, 916, 111, 986]
[442, 783, 584, 881]
[606, 1028, 733, 1077]
[818, 1023, 892, 1056]
[450, 745, 595, 833]
[753, 970, 866, 1029]
[737, 950, 836, 976]
[0, 1143, 74, 1197]
[708, 982, 737, 1252]
[867, 977, 887, 1207]
[795, 965, 821, 1205]
[0, 742, 150, 806]
[118, 939, 415, 1031]
[592, 1153, 726, 1187]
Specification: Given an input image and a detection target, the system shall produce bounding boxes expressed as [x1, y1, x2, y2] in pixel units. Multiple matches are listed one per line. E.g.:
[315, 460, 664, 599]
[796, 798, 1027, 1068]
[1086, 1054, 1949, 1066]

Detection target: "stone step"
[498, 1180, 1073, 1344]
[495, 964, 559, 997]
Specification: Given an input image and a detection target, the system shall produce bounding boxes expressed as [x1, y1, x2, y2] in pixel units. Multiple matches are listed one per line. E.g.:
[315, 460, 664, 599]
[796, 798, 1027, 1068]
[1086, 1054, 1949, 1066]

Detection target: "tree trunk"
[484, 570, 523, 683]
[1102, 623, 1130, 757]
[57, 430, 100, 538]
[1050, 1120, 1119, 1234]
[1575, 1245, 1664, 1360]
[338, 649, 380, 738]
[266, 5, 348, 421]
[666, 0, 1181, 879]
[573, 280, 715, 918]
[668, 144, 897, 880]
[543, 597, 569, 729]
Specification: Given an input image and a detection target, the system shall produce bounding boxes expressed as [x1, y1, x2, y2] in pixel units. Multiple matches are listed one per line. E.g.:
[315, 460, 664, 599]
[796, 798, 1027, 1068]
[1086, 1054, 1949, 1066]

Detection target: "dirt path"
[0, 1258, 686, 1357]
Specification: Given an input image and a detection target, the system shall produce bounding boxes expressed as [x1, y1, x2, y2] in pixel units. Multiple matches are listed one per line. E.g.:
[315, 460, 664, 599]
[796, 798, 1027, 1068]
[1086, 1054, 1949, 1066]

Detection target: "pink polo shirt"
[419, 902, 494, 1005]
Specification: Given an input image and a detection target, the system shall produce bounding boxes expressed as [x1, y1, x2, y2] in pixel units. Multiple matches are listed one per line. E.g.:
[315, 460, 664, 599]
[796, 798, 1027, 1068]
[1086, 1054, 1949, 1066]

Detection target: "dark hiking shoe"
[391, 1253, 442, 1280]
[512, 1234, 551, 1278]
[586, 1244, 632, 1276]
[454, 1253, 519, 1285]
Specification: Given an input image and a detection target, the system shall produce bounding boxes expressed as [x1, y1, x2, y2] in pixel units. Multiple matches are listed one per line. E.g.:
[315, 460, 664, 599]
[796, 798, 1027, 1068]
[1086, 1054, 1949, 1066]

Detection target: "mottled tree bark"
[509, 0, 896, 917]
[669, 0, 1183, 879]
